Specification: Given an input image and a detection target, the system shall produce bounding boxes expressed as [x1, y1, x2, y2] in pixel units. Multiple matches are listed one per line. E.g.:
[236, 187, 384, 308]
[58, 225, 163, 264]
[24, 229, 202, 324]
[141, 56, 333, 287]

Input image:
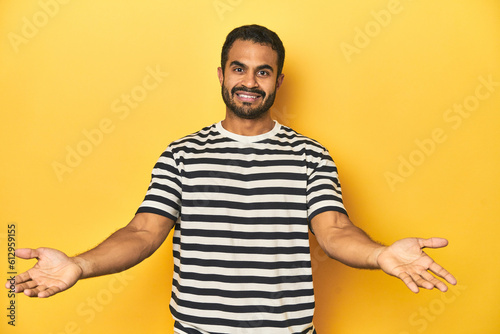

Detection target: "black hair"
[221, 24, 285, 76]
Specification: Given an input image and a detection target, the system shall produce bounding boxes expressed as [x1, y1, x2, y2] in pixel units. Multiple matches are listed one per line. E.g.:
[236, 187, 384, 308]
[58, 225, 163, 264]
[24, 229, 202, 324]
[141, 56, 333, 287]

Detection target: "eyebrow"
[230, 61, 274, 73]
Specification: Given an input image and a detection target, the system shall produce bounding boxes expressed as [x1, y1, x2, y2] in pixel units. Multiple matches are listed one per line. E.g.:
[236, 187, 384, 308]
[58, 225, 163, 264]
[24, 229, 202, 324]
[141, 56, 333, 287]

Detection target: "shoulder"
[170, 123, 218, 147]
[275, 124, 329, 155]
[163, 123, 231, 153]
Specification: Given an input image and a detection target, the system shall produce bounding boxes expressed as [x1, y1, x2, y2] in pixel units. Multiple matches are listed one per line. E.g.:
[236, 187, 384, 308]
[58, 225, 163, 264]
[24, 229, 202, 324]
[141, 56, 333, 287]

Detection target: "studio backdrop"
[1, 1, 499, 333]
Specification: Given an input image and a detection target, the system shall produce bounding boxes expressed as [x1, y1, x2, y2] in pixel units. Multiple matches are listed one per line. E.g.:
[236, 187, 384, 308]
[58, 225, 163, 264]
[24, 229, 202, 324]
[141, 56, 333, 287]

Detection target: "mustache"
[231, 86, 266, 98]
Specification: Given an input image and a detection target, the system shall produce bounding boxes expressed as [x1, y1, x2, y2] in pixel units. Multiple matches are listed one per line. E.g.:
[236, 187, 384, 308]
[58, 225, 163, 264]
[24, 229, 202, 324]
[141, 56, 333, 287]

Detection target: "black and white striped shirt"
[137, 121, 346, 334]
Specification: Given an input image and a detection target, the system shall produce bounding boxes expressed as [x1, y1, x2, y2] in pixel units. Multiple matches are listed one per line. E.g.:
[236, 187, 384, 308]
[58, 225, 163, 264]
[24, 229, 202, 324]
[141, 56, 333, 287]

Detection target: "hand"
[5, 248, 83, 298]
[377, 237, 457, 293]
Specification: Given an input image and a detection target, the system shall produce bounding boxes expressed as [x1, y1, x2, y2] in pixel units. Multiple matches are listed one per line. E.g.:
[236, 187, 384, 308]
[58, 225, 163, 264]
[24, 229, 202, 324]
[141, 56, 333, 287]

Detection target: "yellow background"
[1, 0, 499, 333]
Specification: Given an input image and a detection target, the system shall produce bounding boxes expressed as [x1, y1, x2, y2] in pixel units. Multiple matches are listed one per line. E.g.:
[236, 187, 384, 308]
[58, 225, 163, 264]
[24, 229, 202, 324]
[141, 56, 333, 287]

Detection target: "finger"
[5, 277, 16, 290]
[15, 280, 39, 293]
[419, 238, 449, 249]
[38, 286, 63, 298]
[24, 285, 47, 298]
[419, 271, 448, 292]
[397, 272, 419, 293]
[15, 248, 39, 260]
[409, 271, 434, 290]
[15, 271, 33, 284]
[428, 262, 457, 285]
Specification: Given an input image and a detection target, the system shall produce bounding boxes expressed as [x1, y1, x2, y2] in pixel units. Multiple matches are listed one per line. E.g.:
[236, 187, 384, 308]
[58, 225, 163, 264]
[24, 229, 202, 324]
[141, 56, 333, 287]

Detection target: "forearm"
[312, 211, 385, 269]
[322, 224, 384, 269]
[73, 225, 156, 279]
[73, 212, 173, 279]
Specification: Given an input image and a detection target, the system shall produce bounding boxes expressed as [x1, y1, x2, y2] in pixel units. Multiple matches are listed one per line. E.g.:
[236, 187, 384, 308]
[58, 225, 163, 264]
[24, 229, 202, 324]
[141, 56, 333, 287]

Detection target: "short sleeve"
[136, 146, 182, 221]
[306, 146, 347, 221]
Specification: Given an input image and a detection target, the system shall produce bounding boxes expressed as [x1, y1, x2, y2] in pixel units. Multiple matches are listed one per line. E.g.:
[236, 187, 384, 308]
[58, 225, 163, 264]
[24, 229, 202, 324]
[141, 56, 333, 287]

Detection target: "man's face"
[218, 39, 284, 120]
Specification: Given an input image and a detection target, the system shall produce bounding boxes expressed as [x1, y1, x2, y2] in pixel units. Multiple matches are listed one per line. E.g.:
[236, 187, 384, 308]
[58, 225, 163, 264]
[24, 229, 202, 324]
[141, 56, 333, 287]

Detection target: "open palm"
[377, 237, 457, 293]
[7, 248, 83, 298]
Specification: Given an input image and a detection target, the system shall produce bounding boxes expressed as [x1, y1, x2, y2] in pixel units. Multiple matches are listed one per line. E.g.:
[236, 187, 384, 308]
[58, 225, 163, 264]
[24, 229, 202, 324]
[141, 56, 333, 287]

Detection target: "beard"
[221, 83, 277, 120]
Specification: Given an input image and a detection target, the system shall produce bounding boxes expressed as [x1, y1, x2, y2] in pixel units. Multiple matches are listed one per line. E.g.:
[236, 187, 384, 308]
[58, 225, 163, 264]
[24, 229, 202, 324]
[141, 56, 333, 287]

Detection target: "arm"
[76, 212, 174, 278]
[311, 211, 384, 269]
[310, 211, 457, 293]
[8, 212, 174, 298]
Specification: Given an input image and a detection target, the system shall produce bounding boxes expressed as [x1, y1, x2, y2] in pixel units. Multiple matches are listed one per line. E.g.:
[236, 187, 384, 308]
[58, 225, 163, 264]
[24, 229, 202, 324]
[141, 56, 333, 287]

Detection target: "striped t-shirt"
[137, 121, 347, 334]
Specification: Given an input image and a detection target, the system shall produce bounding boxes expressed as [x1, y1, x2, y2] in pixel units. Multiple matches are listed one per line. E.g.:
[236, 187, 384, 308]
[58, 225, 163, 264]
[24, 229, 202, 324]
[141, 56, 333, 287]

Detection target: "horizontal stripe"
[180, 208, 309, 221]
[182, 184, 305, 196]
[183, 170, 307, 182]
[182, 177, 306, 190]
[171, 285, 314, 307]
[176, 255, 310, 270]
[172, 262, 312, 280]
[171, 307, 314, 330]
[171, 297, 314, 319]
[181, 157, 307, 168]
[173, 236, 310, 249]
[172, 300, 314, 320]
[178, 241, 309, 254]
[181, 199, 307, 211]
[174, 268, 312, 285]
[176, 251, 309, 265]
[174, 321, 315, 334]
[178, 214, 307, 225]
[172, 282, 314, 299]
[178, 228, 308, 241]
[135, 206, 177, 222]
[181, 193, 306, 207]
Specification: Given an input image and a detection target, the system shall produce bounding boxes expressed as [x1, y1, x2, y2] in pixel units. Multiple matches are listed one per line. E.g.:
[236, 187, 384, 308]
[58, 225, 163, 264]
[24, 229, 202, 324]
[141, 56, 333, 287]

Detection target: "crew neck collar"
[215, 120, 281, 143]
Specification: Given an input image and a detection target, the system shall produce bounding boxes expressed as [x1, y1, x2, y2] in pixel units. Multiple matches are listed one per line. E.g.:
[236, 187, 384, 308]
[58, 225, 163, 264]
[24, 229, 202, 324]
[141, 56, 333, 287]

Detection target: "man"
[7, 25, 456, 333]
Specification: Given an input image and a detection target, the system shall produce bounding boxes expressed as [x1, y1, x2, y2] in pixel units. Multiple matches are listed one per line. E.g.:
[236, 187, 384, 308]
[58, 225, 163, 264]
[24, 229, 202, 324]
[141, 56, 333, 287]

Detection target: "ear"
[217, 67, 224, 86]
[276, 73, 285, 90]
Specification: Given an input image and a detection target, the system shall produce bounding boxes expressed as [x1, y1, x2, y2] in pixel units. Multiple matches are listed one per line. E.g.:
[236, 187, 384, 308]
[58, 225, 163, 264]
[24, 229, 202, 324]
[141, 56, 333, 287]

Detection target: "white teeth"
[239, 94, 257, 99]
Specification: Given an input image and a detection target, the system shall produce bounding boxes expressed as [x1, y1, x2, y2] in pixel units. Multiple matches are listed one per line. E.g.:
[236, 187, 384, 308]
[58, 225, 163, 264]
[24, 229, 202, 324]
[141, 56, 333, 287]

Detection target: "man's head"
[220, 25, 285, 77]
[218, 25, 285, 120]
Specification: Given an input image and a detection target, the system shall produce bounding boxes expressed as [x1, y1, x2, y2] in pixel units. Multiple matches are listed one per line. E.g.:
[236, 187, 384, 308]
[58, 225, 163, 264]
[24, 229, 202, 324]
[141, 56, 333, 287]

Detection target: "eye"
[233, 67, 244, 73]
[258, 70, 270, 76]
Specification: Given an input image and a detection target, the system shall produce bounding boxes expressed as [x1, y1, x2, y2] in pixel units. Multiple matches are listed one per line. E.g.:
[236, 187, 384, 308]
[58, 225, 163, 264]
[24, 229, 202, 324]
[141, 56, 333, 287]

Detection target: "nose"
[242, 71, 258, 88]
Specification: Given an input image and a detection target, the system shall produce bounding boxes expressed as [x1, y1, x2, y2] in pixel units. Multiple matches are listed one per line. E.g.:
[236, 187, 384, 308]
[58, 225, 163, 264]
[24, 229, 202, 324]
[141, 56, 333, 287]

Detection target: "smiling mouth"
[234, 91, 264, 104]
[238, 93, 258, 98]
[231, 86, 266, 104]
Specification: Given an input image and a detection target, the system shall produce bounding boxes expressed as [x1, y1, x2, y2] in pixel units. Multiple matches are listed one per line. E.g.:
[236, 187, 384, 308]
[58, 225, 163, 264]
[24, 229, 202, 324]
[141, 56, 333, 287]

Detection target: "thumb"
[15, 248, 39, 260]
[419, 237, 449, 249]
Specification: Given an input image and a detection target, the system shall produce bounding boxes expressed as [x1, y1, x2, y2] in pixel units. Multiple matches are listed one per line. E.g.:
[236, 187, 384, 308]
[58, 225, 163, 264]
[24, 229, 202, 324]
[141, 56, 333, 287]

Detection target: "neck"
[221, 110, 275, 136]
